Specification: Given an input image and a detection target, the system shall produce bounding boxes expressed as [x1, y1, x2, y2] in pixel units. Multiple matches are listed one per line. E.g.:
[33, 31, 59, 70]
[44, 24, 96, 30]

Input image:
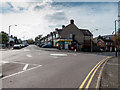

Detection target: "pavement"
[100, 56, 119, 89]
[38, 46, 116, 56]
[0, 45, 119, 89]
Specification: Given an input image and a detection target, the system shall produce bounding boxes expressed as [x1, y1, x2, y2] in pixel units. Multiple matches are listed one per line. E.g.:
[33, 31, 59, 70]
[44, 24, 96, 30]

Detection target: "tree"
[14, 36, 19, 44]
[27, 39, 34, 44]
[0, 32, 9, 44]
[35, 35, 42, 45]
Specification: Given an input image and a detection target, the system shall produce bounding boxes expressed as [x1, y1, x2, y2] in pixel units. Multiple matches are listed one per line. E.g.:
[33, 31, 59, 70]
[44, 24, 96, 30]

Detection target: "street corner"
[100, 57, 119, 88]
[88, 56, 118, 89]
[1, 61, 42, 79]
[79, 56, 113, 89]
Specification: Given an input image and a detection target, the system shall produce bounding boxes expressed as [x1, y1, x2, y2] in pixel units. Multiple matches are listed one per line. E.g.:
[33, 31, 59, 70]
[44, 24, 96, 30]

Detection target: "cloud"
[0, 1, 118, 40]
[45, 11, 68, 22]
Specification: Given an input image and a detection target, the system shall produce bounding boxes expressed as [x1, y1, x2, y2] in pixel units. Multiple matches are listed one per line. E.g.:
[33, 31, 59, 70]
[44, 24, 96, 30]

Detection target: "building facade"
[40, 20, 93, 51]
[93, 35, 115, 52]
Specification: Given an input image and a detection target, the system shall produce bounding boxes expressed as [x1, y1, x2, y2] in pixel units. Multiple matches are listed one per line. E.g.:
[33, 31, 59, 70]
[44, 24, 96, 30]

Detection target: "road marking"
[23, 64, 29, 71]
[26, 54, 32, 57]
[50, 54, 67, 56]
[79, 56, 111, 89]
[2, 65, 42, 80]
[0, 61, 9, 64]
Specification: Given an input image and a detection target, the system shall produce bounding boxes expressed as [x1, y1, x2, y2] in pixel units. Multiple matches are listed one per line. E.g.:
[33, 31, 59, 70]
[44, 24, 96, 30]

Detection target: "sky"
[0, 0, 119, 40]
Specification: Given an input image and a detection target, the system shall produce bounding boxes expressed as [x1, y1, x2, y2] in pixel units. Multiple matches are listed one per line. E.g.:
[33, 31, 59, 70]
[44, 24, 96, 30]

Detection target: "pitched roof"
[102, 39, 114, 42]
[98, 38, 114, 43]
[80, 29, 93, 36]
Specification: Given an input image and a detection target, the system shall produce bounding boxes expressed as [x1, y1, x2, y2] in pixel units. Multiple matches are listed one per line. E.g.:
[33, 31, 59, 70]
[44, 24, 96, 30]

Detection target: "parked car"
[20, 44, 24, 48]
[42, 44, 52, 48]
[13, 44, 21, 49]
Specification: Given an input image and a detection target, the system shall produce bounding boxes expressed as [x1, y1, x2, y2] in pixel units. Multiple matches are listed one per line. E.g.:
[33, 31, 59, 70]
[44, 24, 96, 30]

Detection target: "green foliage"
[0, 32, 9, 44]
[35, 35, 42, 45]
[27, 39, 34, 44]
[114, 35, 120, 41]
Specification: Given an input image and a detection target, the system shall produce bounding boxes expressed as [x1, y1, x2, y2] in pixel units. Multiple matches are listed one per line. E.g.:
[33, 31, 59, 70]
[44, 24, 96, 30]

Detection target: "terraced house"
[40, 20, 93, 51]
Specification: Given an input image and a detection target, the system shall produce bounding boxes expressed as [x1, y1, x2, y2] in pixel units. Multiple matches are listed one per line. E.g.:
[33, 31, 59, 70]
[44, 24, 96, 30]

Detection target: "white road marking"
[0, 61, 9, 64]
[50, 54, 67, 56]
[26, 54, 32, 57]
[2, 65, 42, 80]
[23, 64, 29, 71]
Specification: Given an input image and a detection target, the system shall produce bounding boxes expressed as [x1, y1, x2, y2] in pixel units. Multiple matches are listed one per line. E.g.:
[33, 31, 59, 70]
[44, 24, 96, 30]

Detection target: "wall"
[60, 24, 84, 45]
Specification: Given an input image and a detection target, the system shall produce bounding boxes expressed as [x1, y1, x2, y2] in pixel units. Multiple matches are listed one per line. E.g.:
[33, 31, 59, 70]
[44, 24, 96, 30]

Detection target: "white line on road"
[23, 64, 29, 71]
[50, 54, 67, 56]
[2, 65, 42, 80]
[0, 61, 9, 64]
[26, 54, 32, 57]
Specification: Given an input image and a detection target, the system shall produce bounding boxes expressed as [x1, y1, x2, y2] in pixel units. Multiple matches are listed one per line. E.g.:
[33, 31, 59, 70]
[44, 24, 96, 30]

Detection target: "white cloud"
[0, 1, 118, 40]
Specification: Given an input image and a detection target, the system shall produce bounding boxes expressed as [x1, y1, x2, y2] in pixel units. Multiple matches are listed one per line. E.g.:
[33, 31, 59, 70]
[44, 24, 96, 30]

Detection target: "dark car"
[42, 44, 52, 48]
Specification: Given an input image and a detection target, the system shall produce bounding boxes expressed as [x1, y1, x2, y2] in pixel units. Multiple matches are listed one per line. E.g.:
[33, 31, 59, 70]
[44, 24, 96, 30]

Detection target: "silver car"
[13, 44, 21, 49]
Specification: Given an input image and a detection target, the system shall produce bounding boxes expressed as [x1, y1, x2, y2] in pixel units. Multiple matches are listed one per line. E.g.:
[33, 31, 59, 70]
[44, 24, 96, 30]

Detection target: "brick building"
[93, 35, 115, 52]
[40, 20, 93, 51]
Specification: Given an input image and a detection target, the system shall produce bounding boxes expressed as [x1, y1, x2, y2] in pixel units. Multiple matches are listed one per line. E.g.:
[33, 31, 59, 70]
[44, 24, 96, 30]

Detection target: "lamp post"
[8, 25, 17, 49]
[115, 20, 120, 56]
[91, 29, 98, 52]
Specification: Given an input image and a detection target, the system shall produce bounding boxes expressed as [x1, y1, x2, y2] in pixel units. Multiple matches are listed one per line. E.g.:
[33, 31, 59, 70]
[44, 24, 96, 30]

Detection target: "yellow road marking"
[79, 56, 111, 90]
[85, 56, 111, 88]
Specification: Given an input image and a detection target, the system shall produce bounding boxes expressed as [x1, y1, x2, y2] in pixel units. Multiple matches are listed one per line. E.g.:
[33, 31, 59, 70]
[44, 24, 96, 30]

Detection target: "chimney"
[62, 25, 65, 29]
[70, 19, 74, 24]
[55, 28, 58, 31]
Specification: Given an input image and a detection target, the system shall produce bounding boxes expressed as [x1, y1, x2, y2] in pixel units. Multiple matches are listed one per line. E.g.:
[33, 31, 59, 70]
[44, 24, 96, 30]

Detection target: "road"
[1, 45, 108, 88]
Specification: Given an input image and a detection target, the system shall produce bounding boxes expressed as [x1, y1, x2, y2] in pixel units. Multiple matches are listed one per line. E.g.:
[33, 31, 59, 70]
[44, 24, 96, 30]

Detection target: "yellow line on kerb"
[79, 56, 111, 90]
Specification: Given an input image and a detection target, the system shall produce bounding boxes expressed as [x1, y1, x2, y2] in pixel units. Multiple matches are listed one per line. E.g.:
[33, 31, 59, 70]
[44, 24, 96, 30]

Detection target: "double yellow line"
[79, 56, 112, 89]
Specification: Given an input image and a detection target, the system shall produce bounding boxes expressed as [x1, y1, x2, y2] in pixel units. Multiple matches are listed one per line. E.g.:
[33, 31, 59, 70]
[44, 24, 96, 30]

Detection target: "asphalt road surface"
[1, 45, 108, 88]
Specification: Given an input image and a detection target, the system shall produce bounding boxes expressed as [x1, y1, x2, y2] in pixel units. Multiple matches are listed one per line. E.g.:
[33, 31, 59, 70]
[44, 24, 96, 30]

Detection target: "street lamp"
[115, 20, 120, 56]
[8, 25, 17, 49]
[90, 29, 98, 52]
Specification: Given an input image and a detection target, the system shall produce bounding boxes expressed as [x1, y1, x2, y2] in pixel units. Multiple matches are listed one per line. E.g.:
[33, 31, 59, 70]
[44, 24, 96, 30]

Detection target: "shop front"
[56, 39, 72, 50]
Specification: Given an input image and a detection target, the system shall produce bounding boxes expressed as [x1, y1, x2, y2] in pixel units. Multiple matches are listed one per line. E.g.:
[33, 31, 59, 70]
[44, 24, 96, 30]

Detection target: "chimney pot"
[62, 25, 65, 29]
[70, 19, 74, 24]
[55, 28, 58, 31]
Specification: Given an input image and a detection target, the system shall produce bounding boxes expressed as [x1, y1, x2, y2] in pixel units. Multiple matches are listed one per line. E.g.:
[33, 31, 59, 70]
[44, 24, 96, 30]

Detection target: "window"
[56, 34, 59, 38]
[69, 34, 72, 39]
[99, 42, 101, 45]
